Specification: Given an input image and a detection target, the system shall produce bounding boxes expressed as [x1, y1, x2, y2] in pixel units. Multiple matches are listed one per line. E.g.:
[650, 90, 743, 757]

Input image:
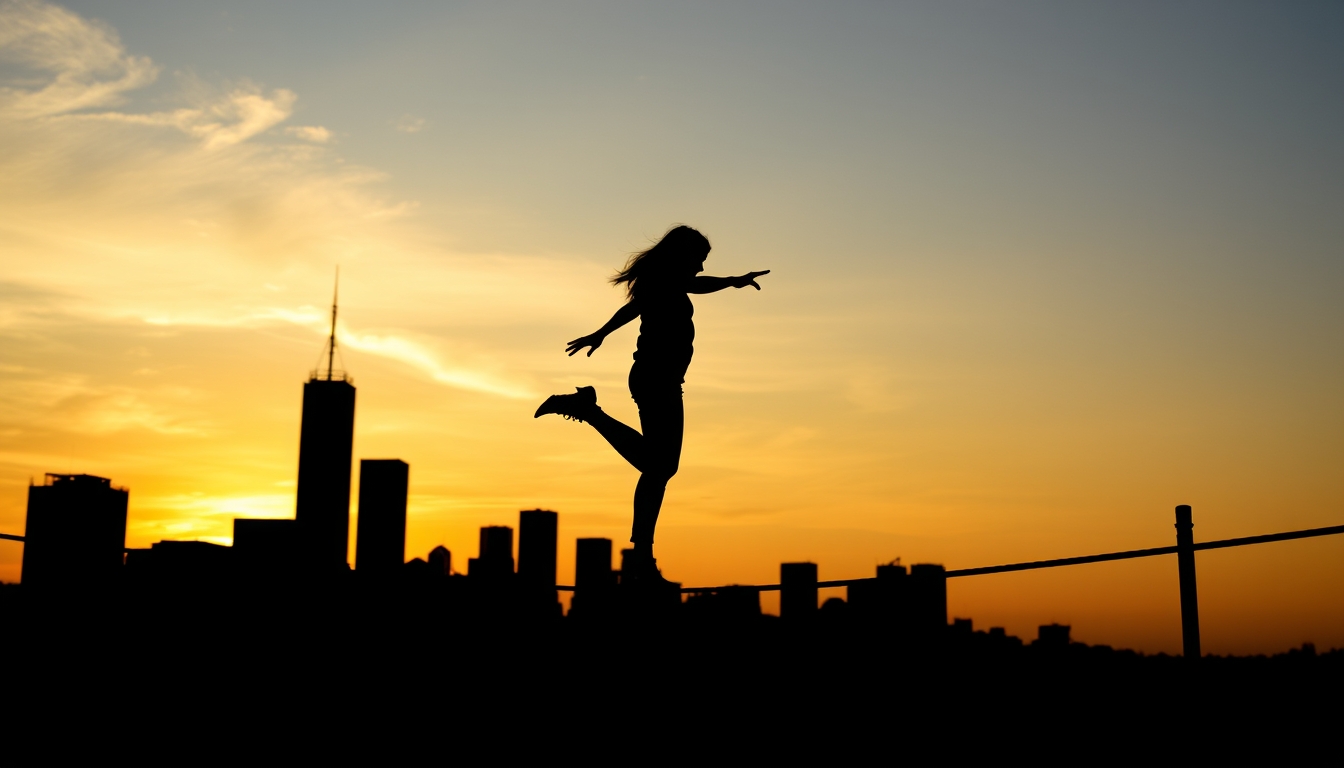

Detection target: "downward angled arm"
[566, 300, 639, 356]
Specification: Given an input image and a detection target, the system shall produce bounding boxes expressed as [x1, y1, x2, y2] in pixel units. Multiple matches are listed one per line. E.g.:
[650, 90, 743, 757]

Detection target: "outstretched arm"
[566, 300, 640, 357]
[688, 270, 771, 294]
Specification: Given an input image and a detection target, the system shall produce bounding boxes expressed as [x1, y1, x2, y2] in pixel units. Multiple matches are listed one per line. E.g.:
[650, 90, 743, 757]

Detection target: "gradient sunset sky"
[1, 0, 1340, 654]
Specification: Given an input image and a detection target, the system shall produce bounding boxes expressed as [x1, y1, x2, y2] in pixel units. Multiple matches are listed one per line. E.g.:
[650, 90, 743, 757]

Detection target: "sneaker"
[621, 551, 679, 590]
[534, 386, 598, 422]
[640, 558, 680, 590]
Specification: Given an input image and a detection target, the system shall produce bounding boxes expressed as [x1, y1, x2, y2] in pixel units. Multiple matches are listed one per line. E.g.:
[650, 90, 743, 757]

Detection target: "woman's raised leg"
[535, 386, 647, 470]
[586, 409, 645, 472]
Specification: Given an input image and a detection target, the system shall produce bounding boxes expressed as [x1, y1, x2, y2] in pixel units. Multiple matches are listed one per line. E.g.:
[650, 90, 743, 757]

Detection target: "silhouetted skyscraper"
[518, 509, 557, 590]
[518, 509, 559, 616]
[295, 279, 356, 571]
[780, 562, 818, 619]
[355, 459, 409, 575]
[21, 474, 128, 588]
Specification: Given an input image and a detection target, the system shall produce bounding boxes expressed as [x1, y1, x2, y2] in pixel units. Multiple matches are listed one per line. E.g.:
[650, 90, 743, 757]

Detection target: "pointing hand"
[736, 270, 771, 290]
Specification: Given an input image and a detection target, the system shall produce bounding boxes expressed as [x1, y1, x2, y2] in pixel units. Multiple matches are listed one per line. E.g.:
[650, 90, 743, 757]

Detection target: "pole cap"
[1175, 504, 1193, 527]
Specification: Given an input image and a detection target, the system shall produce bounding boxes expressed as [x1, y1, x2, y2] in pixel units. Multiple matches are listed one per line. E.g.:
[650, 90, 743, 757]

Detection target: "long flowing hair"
[611, 225, 710, 298]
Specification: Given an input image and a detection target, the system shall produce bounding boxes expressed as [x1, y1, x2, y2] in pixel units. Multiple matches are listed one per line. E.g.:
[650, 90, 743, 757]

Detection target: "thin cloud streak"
[76, 86, 299, 150]
[286, 125, 332, 143]
[339, 329, 533, 400]
[141, 308, 535, 399]
[0, 365, 210, 437]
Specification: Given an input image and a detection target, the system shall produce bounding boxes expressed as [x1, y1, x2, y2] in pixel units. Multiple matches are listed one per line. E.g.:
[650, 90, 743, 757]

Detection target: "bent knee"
[644, 459, 679, 481]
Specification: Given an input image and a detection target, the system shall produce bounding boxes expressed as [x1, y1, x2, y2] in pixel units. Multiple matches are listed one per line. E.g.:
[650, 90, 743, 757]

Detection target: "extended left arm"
[688, 270, 771, 294]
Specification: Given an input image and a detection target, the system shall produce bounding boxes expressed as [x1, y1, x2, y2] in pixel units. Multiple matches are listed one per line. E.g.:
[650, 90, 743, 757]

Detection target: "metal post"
[1174, 505, 1201, 660]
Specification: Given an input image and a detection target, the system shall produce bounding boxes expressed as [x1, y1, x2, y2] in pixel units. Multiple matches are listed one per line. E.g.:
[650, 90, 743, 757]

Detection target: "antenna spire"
[311, 267, 348, 383]
[327, 267, 339, 381]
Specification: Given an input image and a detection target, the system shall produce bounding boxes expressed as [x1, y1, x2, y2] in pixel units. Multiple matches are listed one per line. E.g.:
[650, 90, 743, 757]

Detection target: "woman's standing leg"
[629, 389, 684, 558]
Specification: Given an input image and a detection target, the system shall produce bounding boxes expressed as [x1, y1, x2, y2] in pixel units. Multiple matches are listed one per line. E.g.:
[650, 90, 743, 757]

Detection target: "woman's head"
[612, 225, 710, 297]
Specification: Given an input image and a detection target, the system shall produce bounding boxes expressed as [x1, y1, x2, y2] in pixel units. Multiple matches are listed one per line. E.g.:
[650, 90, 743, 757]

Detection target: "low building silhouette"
[780, 562, 818, 619]
[570, 538, 614, 617]
[21, 474, 128, 589]
[233, 518, 300, 577]
[428, 545, 451, 576]
[403, 556, 431, 579]
[908, 563, 948, 637]
[125, 540, 231, 585]
[1037, 623, 1072, 649]
[820, 596, 848, 618]
[575, 538, 614, 590]
[848, 561, 907, 630]
[684, 586, 761, 620]
[468, 526, 514, 582]
[354, 459, 409, 576]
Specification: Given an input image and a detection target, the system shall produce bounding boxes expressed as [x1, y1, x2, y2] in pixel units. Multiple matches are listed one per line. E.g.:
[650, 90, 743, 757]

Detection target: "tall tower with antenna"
[294, 269, 357, 571]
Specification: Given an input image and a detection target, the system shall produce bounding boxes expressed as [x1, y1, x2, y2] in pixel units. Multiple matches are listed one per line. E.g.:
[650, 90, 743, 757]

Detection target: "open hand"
[735, 270, 771, 290]
[566, 333, 605, 357]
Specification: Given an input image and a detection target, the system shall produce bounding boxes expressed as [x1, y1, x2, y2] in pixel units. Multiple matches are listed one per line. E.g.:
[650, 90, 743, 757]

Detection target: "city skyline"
[0, 0, 1340, 655]
[2, 311, 1337, 657]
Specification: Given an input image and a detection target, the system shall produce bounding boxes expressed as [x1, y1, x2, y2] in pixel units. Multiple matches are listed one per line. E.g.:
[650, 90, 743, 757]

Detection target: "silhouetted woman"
[535, 225, 769, 585]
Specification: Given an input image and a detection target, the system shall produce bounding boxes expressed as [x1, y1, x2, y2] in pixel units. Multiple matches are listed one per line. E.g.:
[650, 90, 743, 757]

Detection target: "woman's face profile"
[690, 249, 709, 275]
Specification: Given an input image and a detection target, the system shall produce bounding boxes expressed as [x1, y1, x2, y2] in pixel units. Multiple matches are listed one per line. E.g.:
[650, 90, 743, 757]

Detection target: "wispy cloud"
[0, 0, 157, 117]
[339, 328, 533, 399]
[1, 1, 304, 150]
[79, 85, 298, 150]
[0, 368, 209, 436]
[139, 307, 535, 399]
[286, 124, 331, 143]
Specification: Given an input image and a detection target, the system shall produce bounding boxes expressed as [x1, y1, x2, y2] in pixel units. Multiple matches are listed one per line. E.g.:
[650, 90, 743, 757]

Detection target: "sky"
[0, 0, 1340, 654]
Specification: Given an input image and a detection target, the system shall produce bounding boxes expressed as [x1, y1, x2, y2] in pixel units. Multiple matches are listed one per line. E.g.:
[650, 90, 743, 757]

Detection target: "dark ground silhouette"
[0, 570, 1337, 766]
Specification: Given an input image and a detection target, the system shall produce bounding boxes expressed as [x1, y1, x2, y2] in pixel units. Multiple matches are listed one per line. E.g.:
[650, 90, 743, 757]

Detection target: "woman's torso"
[632, 283, 694, 379]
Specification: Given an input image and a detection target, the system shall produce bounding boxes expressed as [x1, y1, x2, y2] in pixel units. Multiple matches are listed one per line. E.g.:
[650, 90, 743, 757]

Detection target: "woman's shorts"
[628, 362, 684, 406]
